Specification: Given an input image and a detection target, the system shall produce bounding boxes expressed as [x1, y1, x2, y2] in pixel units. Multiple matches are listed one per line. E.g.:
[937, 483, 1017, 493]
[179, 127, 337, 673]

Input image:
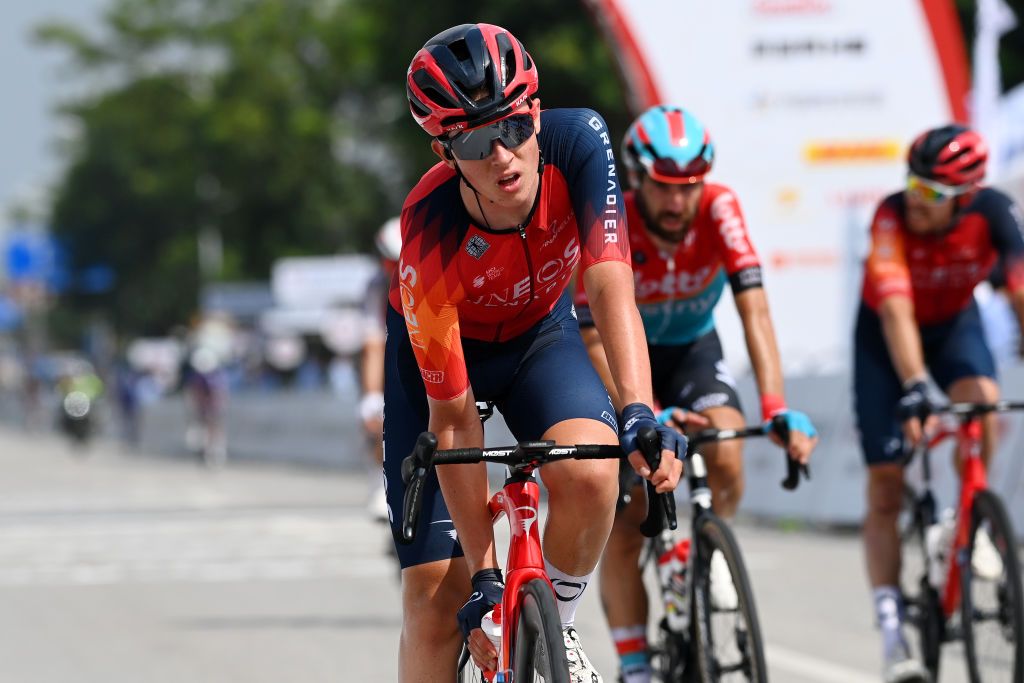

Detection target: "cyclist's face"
[433, 101, 542, 212]
[905, 190, 955, 234]
[639, 175, 703, 235]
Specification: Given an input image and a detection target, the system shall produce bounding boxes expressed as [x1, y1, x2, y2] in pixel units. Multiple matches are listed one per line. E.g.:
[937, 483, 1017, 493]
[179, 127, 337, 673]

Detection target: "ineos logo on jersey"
[398, 260, 425, 349]
[467, 238, 579, 307]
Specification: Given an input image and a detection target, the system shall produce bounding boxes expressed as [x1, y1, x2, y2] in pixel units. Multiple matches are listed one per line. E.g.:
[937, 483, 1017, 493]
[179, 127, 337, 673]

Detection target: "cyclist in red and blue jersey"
[856, 124, 1024, 683]
[575, 106, 818, 683]
[388, 24, 685, 683]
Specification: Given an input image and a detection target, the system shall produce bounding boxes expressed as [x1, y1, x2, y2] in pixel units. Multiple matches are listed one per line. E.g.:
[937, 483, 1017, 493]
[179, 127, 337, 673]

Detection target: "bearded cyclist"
[856, 124, 1024, 683]
[575, 105, 818, 683]
[387, 24, 685, 683]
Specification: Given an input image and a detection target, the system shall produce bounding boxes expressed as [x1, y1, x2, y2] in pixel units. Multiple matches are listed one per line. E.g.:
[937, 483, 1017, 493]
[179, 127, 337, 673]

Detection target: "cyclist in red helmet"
[856, 124, 1024, 682]
[388, 23, 684, 682]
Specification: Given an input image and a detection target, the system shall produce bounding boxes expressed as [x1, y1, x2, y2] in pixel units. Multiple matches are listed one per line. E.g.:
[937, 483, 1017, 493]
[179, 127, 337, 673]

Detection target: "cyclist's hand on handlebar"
[656, 406, 710, 433]
[897, 379, 937, 447]
[457, 568, 504, 671]
[765, 409, 818, 465]
[620, 403, 685, 493]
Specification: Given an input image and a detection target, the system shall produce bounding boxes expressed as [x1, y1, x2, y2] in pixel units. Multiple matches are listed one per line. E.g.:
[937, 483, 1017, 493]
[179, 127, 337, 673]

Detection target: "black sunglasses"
[444, 113, 536, 161]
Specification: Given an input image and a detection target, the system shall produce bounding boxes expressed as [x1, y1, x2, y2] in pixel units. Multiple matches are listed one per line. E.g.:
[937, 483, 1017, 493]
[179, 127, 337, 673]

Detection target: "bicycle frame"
[906, 401, 1024, 620]
[487, 468, 548, 679]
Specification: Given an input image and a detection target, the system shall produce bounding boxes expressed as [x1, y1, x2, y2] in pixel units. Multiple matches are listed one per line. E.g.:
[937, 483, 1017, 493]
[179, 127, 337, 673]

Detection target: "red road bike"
[900, 401, 1024, 682]
[401, 418, 672, 683]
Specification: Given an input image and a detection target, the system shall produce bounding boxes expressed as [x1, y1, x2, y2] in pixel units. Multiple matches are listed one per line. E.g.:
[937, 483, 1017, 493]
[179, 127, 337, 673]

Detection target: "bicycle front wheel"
[690, 514, 767, 682]
[512, 577, 570, 683]
[961, 489, 1024, 682]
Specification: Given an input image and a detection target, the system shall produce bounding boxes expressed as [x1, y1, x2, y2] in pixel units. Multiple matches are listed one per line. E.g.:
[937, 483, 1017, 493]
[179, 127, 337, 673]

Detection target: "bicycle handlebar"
[399, 433, 626, 544]
[934, 400, 1024, 418]
[687, 415, 808, 491]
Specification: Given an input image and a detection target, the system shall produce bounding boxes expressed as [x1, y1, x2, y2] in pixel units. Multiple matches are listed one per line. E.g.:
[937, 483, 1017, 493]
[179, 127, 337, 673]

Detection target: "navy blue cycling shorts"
[853, 301, 996, 466]
[382, 292, 618, 569]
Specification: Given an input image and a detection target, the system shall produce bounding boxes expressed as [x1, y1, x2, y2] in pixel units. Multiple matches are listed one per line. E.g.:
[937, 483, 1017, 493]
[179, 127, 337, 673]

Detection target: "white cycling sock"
[873, 585, 907, 659]
[544, 559, 593, 627]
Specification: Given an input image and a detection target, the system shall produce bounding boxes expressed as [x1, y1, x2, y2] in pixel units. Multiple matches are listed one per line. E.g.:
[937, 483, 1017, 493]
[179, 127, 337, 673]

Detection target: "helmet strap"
[457, 152, 545, 233]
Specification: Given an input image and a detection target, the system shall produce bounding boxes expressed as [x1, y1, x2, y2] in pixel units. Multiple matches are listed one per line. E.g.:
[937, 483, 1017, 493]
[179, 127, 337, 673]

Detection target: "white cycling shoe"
[883, 643, 930, 683]
[971, 527, 1004, 581]
[709, 550, 739, 611]
[563, 626, 603, 683]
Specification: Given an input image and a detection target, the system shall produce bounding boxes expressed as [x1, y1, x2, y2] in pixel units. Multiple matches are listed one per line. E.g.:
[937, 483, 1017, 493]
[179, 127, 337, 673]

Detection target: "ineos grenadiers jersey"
[389, 108, 629, 401]
[861, 188, 1024, 325]
[575, 185, 762, 345]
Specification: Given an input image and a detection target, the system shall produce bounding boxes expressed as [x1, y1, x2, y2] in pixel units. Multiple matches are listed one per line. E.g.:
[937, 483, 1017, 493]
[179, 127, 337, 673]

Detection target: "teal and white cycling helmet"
[622, 105, 714, 184]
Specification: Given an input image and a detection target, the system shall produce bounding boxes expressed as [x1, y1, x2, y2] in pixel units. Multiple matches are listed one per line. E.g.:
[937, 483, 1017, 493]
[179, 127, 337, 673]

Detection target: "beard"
[636, 192, 695, 244]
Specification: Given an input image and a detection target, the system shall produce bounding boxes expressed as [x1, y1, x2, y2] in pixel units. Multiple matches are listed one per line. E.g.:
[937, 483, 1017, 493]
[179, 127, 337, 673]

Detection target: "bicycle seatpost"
[637, 426, 678, 537]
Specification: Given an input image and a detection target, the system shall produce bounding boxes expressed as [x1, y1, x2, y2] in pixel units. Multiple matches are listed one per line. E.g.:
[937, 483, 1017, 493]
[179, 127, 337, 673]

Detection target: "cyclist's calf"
[399, 560, 467, 681]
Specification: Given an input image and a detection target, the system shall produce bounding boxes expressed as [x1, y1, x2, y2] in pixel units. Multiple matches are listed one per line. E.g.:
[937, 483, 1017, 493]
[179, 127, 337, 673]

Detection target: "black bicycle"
[636, 416, 807, 683]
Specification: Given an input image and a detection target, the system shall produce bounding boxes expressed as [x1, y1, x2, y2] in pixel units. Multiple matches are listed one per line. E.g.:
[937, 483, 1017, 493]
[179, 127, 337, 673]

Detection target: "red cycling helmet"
[406, 23, 539, 137]
[908, 124, 988, 187]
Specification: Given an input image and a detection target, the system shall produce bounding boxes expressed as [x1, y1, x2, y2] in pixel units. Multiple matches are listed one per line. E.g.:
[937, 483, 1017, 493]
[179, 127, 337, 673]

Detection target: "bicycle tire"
[689, 515, 768, 682]
[961, 489, 1024, 683]
[512, 577, 570, 683]
[899, 488, 943, 680]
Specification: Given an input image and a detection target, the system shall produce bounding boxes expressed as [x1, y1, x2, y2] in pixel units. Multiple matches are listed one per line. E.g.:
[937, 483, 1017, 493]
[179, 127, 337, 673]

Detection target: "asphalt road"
[0, 425, 996, 682]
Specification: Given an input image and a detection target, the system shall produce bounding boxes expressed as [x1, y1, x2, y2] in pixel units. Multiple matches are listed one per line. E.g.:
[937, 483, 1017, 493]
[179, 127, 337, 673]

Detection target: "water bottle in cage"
[658, 538, 691, 632]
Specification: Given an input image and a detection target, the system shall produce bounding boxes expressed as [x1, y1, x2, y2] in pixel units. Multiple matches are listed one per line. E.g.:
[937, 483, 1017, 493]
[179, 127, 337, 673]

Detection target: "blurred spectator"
[359, 217, 400, 522]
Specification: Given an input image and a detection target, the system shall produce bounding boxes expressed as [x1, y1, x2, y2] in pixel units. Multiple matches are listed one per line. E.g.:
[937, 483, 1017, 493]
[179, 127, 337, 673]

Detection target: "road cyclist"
[853, 123, 1024, 682]
[575, 104, 818, 683]
[387, 23, 684, 682]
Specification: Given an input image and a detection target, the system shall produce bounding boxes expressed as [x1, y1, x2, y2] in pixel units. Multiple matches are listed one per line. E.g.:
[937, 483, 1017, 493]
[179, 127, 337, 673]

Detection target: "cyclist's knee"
[543, 450, 619, 510]
[866, 465, 904, 517]
[946, 376, 999, 403]
[400, 561, 466, 639]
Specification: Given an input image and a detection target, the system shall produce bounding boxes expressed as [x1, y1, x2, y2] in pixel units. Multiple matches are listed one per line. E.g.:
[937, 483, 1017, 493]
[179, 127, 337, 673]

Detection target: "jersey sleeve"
[863, 197, 912, 303]
[546, 109, 630, 271]
[982, 190, 1024, 294]
[707, 187, 763, 294]
[397, 207, 469, 401]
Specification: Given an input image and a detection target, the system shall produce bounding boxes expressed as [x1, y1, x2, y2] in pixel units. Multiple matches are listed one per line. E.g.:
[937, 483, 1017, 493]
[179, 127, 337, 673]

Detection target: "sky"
[0, 0, 105, 234]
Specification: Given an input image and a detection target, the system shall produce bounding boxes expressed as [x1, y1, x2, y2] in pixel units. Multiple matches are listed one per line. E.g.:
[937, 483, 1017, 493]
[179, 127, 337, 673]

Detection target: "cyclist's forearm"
[736, 288, 784, 400]
[428, 394, 497, 573]
[1012, 289, 1024, 342]
[361, 338, 385, 395]
[878, 295, 927, 384]
[584, 262, 654, 407]
[580, 326, 621, 410]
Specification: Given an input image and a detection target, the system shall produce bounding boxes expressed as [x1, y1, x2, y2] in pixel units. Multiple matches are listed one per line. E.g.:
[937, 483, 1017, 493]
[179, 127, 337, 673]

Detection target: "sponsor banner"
[590, 0, 967, 374]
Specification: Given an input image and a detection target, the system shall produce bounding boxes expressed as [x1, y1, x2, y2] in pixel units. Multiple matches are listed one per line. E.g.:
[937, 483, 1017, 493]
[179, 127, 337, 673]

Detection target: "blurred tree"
[955, 0, 1024, 91]
[38, 0, 627, 336]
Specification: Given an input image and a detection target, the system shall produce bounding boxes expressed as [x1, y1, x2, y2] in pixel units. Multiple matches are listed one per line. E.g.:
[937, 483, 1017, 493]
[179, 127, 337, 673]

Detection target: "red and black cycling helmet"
[406, 23, 539, 138]
[907, 124, 988, 187]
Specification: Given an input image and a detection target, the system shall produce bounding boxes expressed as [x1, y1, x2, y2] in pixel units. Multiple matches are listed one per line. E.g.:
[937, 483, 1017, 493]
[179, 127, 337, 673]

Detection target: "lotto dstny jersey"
[575, 185, 763, 345]
[861, 188, 1024, 325]
[389, 108, 630, 401]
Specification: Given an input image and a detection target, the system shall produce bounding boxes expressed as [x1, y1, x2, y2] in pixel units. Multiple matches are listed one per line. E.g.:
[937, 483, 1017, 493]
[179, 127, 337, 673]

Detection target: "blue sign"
[4, 231, 71, 292]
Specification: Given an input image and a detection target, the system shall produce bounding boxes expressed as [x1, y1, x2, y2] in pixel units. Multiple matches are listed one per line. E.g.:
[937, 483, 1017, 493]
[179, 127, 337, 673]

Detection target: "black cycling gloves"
[619, 402, 687, 463]
[897, 379, 932, 423]
[457, 568, 505, 640]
